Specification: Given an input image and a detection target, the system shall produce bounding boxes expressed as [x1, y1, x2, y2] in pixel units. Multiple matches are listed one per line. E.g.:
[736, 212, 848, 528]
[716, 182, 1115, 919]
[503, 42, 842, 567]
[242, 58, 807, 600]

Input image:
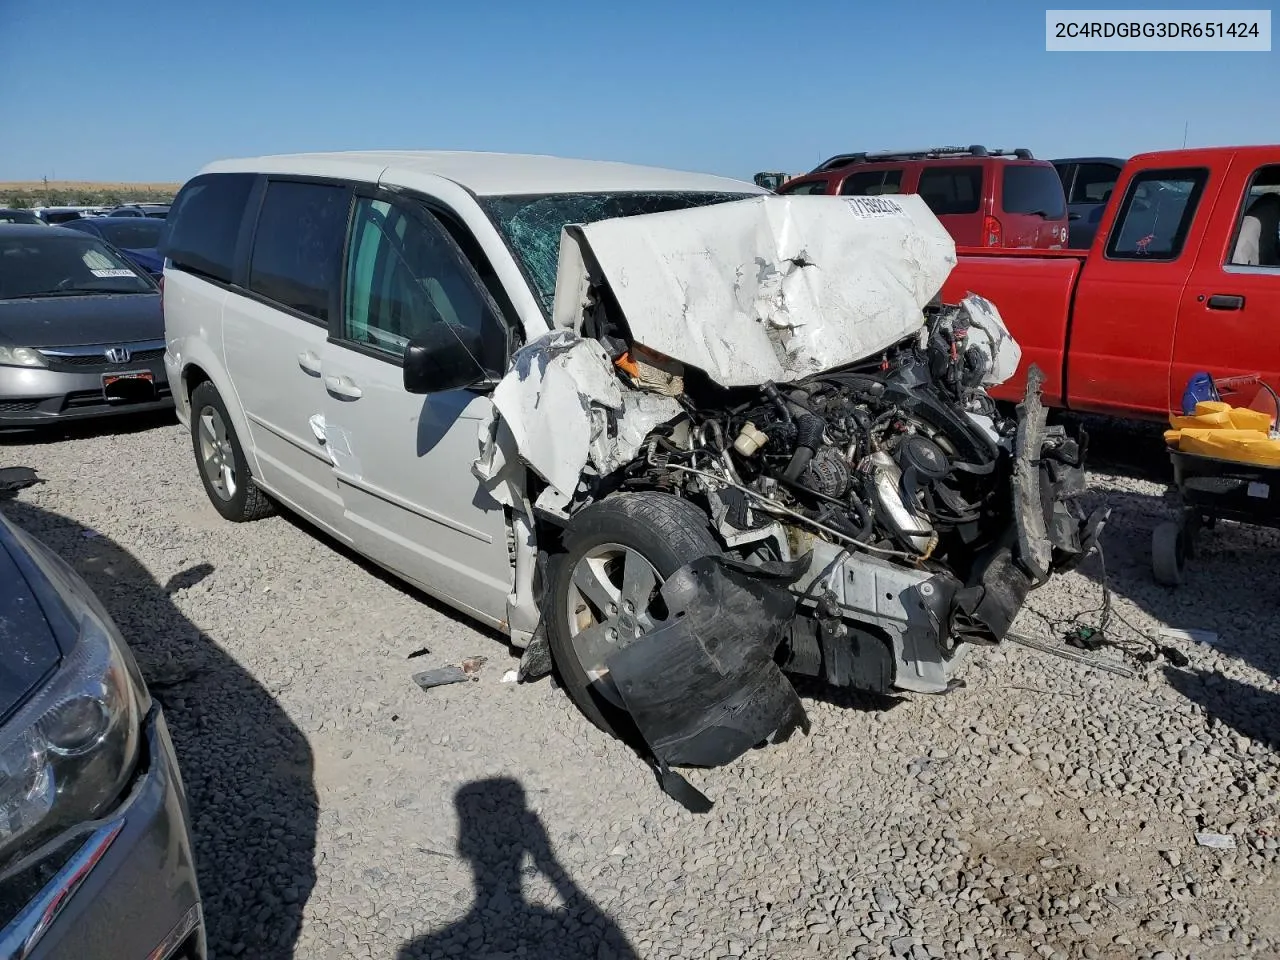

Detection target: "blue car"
[60, 217, 165, 278]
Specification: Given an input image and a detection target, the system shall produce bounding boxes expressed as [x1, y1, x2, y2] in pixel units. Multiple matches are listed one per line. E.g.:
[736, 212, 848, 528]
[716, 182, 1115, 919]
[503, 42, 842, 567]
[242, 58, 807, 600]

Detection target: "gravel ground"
[2, 413, 1278, 960]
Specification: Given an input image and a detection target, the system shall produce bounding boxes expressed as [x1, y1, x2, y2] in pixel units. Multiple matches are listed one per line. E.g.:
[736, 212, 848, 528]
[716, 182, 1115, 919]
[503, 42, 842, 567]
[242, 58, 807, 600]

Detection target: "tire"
[546, 492, 720, 737]
[189, 382, 274, 523]
[1151, 520, 1185, 587]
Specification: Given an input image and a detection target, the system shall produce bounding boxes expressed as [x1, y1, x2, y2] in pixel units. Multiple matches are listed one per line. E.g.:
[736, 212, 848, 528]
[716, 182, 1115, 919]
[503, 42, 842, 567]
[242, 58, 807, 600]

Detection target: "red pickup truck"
[942, 145, 1280, 420]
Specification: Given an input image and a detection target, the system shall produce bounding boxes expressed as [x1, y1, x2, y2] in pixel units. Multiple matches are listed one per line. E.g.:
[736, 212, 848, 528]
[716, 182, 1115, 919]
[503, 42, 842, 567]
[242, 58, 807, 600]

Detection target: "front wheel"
[189, 382, 274, 523]
[545, 492, 720, 737]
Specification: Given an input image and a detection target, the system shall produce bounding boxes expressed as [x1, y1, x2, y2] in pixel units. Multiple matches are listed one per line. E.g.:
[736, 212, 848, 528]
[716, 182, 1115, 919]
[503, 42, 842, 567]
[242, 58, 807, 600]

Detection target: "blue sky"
[0, 0, 1273, 183]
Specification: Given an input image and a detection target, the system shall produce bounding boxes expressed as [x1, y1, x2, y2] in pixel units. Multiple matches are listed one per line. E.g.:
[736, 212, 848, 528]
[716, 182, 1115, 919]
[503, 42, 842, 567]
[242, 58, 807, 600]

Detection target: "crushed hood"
[551, 193, 957, 387]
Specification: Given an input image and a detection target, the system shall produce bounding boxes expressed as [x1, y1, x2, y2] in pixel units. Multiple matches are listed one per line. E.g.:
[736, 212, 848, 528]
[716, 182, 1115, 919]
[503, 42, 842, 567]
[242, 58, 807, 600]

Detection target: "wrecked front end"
[479, 194, 1104, 803]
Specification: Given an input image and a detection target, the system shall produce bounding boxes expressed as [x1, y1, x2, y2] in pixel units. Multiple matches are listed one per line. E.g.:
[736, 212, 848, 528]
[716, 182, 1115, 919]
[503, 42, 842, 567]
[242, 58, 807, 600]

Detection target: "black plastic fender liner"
[604, 554, 811, 777]
[952, 536, 1034, 644]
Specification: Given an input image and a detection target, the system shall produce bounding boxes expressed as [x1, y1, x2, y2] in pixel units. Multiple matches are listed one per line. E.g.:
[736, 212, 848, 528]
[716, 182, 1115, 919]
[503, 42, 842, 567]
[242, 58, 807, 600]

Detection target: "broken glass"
[480, 192, 755, 316]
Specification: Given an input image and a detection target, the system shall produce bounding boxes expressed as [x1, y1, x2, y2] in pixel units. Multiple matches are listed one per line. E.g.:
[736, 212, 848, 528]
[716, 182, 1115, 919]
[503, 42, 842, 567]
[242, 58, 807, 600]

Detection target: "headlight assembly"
[0, 347, 47, 368]
[0, 611, 141, 863]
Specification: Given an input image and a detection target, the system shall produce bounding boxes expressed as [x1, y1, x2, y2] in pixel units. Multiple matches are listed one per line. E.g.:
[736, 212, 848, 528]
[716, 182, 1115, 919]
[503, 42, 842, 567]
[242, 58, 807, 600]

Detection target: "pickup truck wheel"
[1151, 520, 1186, 587]
[190, 382, 274, 523]
[546, 492, 720, 738]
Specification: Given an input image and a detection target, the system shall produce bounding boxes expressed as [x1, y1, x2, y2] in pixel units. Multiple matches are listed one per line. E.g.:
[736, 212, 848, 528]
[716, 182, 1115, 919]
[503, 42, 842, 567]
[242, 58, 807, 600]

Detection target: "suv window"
[163, 173, 256, 284]
[1002, 165, 1066, 218]
[248, 181, 349, 322]
[341, 196, 503, 374]
[781, 180, 830, 196]
[839, 169, 903, 196]
[1071, 163, 1120, 204]
[916, 166, 982, 215]
[1228, 164, 1280, 268]
[1106, 168, 1208, 261]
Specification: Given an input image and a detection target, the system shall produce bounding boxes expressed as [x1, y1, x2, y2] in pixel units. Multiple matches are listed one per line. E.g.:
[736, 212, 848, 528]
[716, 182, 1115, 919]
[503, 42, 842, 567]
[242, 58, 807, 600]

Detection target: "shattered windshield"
[480, 192, 756, 316]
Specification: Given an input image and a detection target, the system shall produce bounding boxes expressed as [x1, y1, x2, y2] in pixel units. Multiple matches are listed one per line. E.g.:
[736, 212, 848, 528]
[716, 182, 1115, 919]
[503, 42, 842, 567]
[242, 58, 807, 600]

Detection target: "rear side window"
[1106, 168, 1208, 261]
[1002, 165, 1066, 218]
[916, 166, 982, 215]
[162, 173, 255, 284]
[839, 169, 904, 196]
[780, 180, 830, 195]
[248, 181, 350, 323]
[1071, 162, 1121, 204]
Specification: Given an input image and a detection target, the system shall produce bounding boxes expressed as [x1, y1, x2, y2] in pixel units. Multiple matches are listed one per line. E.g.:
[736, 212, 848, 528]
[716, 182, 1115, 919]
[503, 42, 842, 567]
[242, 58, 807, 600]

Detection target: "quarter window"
[839, 169, 904, 196]
[162, 173, 256, 284]
[341, 196, 502, 374]
[248, 181, 349, 322]
[1106, 168, 1208, 261]
[780, 180, 831, 195]
[1228, 164, 1280, 268]
[916, 166, 982, 215]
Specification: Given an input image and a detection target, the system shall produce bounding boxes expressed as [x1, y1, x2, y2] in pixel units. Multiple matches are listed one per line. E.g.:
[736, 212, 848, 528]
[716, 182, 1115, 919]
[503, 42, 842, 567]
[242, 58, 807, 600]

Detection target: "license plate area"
[102, 369, 156, 403]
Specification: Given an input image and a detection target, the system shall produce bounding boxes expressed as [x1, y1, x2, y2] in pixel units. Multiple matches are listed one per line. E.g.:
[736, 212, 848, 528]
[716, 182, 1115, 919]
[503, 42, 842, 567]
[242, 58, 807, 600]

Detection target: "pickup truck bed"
[943, 145, 1280, 421]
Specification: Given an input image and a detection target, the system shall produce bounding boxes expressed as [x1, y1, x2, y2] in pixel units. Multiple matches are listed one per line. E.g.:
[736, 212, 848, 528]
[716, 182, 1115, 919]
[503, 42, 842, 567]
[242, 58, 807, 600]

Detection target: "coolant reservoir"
[733, 422, 769, 457]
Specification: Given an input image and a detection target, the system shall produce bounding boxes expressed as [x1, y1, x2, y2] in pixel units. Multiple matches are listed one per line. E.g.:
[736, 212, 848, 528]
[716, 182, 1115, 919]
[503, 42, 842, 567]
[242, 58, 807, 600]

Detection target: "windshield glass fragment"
[480, 192, 756, 316]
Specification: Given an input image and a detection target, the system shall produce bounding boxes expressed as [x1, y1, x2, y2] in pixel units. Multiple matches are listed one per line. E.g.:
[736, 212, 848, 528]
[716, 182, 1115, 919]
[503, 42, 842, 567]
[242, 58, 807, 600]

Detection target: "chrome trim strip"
[37, 339, 167, 358]
[0, 820, 124, 960]
[146, 902, 203, 960]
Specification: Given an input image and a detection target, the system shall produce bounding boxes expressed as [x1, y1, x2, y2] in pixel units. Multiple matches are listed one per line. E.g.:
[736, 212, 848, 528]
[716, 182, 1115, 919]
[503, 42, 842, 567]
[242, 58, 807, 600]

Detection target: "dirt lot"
[2, 413, 1277, 960]
[0, 180, 181, 194]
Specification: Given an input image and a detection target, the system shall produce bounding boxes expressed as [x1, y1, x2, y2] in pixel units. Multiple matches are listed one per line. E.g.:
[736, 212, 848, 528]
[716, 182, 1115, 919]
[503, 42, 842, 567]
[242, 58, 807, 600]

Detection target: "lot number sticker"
[846, 196, 905, 219]
[90, 269, 135, 278]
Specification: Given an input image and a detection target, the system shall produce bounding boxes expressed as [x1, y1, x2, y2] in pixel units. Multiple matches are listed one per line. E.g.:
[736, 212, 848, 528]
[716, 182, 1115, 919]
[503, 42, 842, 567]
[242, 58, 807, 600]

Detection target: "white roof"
[199, 150, 764, 197]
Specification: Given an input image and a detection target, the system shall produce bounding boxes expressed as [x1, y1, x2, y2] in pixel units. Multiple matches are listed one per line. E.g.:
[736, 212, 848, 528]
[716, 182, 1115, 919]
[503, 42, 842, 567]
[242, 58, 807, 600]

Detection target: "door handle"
[297, 350, 323, 375]
[324, 375, 363, 400]
[1207, 294, 1245, 311]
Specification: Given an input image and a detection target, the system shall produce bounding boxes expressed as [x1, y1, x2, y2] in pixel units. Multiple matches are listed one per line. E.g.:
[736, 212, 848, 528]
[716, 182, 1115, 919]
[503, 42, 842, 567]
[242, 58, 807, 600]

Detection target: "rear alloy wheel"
[189, 382, 273, 523]
[546, 492, 720, 737]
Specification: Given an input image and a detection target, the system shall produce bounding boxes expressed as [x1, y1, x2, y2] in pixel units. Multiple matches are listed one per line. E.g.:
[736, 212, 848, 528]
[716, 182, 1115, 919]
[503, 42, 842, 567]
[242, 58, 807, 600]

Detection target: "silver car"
[0, 225, 171, 428]
[0, 504, 205, 959]
[160, 153, 1101, 804]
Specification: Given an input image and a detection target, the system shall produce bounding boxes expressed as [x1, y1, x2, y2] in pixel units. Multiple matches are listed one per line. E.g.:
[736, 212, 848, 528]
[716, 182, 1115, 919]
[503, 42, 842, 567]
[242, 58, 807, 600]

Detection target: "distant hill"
[0, 180, 182, 207]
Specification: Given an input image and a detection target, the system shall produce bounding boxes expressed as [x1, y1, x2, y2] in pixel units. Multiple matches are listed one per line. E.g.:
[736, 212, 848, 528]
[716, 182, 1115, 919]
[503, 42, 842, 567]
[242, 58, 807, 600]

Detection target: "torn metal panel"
[604, 554, 810, 769]
[551, 194, 957, 387]
[473, 330, 682, 512]
[959, 293, 1021, 387]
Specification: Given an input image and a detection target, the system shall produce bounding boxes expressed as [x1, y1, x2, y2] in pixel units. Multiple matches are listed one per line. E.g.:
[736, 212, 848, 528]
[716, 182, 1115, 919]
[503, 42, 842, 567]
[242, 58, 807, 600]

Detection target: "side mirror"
[403, 324, 488, 394]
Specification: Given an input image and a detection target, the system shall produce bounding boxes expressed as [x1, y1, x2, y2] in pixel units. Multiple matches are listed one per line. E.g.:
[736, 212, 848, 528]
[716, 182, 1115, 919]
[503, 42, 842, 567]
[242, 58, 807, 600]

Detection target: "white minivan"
[161, 152, 1099, 783]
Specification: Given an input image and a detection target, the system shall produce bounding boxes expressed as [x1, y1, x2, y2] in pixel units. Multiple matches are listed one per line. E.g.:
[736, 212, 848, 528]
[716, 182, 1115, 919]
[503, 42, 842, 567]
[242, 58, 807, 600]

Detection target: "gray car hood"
[0, 293, 163, 348]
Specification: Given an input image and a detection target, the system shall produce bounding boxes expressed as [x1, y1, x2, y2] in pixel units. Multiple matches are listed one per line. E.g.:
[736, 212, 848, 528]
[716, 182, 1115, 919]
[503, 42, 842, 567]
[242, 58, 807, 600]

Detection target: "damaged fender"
[605, 554, 811, 770]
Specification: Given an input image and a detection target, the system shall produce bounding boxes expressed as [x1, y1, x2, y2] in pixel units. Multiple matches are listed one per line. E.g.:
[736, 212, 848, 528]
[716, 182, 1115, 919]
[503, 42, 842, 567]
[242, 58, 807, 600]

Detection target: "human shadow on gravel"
[0, 496, 317, 960]
[1163, 666, 1280, 750]
[395, 777, 638, 960]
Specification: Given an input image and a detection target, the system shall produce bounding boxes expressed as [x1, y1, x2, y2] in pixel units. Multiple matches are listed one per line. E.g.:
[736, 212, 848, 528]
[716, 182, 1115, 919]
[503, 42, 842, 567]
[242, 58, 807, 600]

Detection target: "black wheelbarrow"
[1152, 448, 1280, 586]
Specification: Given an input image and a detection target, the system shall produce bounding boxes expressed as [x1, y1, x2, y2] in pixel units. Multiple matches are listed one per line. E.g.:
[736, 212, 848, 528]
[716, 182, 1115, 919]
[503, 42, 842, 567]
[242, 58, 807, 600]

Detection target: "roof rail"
[811, 145, 1035, 173]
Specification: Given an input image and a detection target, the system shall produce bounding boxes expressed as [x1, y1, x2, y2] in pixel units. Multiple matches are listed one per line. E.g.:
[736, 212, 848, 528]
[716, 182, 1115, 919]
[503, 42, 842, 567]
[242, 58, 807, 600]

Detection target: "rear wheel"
[545, 492, 720, 737]
[190, 382, 273, 522]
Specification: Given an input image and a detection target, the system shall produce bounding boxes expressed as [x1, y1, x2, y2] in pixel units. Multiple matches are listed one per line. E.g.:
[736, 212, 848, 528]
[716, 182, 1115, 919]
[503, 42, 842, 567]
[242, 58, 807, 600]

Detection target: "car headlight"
[0, 346, 47, 368]
[0, 610, 141, 862]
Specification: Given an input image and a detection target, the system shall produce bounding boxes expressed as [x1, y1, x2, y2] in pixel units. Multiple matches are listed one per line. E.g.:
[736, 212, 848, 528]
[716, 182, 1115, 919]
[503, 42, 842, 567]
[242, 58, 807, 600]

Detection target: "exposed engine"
[613, 300, 1094, 649]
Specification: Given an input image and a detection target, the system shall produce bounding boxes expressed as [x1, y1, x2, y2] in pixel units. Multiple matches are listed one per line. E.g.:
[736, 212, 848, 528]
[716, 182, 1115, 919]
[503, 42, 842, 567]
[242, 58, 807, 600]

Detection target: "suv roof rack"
[811, 145, 1035, 173]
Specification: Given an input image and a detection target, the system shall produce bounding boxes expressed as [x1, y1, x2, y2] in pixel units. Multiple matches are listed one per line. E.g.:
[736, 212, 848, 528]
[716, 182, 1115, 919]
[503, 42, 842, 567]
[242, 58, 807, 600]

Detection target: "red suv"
[777, 145, 1069, 249]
